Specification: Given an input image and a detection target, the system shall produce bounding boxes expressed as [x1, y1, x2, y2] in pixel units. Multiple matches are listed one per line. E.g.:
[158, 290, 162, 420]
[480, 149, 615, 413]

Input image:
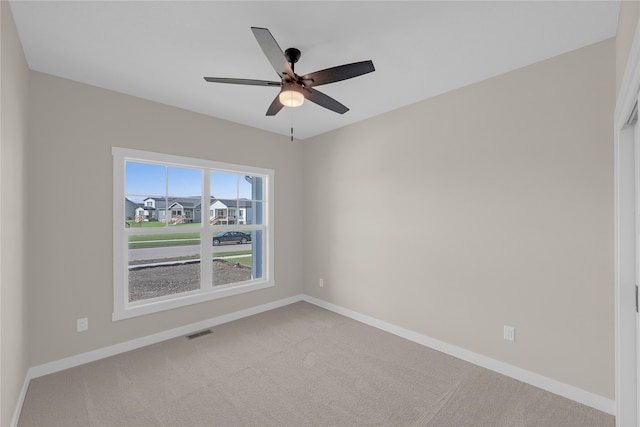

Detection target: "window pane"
[251, 230, 263, 280]
[125, 162, 166, 228]
[211, 230, 255, 286]
[125, 199, 168, 228]
[124, 197, 139, 224]
[165, 196, 202, 227]
[245, 201, 263, 225]
[168, 167, 201, 197]
[210, 172, 238, 199]
[238, 175, 253, 199]
[209, 200, 247, 226]
[126, 162, 165, 196]
[128, 233, 201, 302]
[167, 167, 202, 227]
[253, 176, 264, 201]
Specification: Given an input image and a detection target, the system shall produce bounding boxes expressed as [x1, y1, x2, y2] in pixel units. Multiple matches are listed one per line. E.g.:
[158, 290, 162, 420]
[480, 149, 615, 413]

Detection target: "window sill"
[112, 279, 275, 321]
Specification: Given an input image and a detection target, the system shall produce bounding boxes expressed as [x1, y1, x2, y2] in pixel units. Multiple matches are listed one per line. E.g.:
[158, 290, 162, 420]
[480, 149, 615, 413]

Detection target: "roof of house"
[144, 196, 203, 209]
[212, 199, 252, 208]
[138, 197, 252, 209]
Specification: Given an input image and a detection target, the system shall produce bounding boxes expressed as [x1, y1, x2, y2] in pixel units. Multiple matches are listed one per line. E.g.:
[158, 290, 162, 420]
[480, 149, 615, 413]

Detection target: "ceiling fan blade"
[303, 87, 349, 114]
[266, 94, 284, 116]
[204, 77, 281, 87]
[300, 60, 375, 88]
[251, 27, 295, 81]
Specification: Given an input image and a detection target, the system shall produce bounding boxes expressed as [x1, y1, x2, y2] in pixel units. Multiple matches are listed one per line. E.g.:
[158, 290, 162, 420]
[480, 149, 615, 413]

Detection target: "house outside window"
[112, 147, 274, 320]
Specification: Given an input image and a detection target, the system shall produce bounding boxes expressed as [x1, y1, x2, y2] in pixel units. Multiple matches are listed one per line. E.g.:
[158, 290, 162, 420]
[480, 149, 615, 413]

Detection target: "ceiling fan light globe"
[279, 89, 304, 108]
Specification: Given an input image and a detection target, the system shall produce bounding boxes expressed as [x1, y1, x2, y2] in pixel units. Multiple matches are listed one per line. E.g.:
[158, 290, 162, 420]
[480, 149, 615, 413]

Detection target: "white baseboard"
[11, 371, 31, 427]
[13, 293, 615, 426]
[13, 294, 304, 427]
[28, 294, 303, 380]
[302, 295, 615, 416]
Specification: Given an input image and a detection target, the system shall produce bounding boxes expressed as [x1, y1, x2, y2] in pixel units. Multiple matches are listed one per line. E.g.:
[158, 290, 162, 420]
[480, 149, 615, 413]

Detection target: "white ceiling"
[9, 1, 620, 140]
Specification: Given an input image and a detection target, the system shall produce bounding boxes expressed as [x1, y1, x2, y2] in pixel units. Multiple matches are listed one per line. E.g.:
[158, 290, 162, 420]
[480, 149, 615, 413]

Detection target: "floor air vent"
[186, 329, 213, 340]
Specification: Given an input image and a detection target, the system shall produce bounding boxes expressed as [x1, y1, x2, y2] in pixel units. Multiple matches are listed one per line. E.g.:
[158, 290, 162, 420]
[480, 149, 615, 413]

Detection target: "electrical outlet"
[77, 318, 88, 332]
[503, 325, 515, 342]
[319, 278, 324, 288]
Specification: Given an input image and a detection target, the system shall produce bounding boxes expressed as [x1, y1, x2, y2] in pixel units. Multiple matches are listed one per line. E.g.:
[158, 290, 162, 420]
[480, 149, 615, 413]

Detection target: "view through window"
[113, 148, 273, 320]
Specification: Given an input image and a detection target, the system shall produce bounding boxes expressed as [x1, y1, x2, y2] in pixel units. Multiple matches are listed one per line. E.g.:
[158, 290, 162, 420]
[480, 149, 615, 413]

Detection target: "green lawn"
[128, 240, 200, 249]
[128, 232, 200, 249]
[217, 250, 252, 267]
[128, 232, 200, 242]
[229, 256, 252, 267]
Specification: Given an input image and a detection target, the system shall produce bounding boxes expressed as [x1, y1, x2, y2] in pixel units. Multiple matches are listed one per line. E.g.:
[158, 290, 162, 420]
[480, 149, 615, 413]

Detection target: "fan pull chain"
[290, 107, 294, 142]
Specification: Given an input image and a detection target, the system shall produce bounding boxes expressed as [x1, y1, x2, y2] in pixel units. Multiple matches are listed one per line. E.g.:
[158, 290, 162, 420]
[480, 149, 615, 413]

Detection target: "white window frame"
[112, 147, 274, 321]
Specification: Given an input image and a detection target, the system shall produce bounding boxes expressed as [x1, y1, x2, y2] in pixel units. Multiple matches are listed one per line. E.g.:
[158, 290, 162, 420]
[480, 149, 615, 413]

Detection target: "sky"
[125, 162, 254, 201]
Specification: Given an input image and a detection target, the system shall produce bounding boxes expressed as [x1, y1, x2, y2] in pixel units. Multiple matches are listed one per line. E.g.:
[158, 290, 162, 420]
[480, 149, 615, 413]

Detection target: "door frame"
[615, 19, 640, 427]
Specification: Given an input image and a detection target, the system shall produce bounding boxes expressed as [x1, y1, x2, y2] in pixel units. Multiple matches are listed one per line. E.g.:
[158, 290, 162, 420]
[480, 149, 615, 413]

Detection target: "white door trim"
[615, 18, 640, 427]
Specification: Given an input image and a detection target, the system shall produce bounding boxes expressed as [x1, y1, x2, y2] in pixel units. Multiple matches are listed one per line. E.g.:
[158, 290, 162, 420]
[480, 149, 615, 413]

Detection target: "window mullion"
[202, 169, 212, 289]
[164, 165, 169, 229]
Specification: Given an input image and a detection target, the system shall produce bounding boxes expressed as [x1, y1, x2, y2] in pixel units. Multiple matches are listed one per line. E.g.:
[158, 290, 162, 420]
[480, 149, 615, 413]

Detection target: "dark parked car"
[212, 231, 252, 246]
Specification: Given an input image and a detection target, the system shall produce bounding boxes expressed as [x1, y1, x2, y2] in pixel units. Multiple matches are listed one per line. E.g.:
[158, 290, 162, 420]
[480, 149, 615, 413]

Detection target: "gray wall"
[302, 39, 615, 399]
[616, 0, 640, 95]
[26, 71, 304, 366]
[1, 2, 29, 426]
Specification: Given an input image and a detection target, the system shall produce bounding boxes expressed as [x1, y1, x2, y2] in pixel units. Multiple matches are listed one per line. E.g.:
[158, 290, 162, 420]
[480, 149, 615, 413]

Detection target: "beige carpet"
[18, 302, 614, 426]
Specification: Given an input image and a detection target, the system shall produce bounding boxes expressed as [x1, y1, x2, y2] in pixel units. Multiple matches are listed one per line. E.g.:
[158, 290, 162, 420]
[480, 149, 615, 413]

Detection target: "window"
[113, 147, 274, 320]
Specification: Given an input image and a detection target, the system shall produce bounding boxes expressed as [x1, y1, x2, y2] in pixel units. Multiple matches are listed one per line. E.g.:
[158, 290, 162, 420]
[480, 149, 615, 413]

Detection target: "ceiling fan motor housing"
[285, 48, 301, 65]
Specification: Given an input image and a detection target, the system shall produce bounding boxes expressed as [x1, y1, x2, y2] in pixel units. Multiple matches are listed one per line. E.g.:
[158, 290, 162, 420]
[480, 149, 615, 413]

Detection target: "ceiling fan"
[204, 27, 375, 116]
